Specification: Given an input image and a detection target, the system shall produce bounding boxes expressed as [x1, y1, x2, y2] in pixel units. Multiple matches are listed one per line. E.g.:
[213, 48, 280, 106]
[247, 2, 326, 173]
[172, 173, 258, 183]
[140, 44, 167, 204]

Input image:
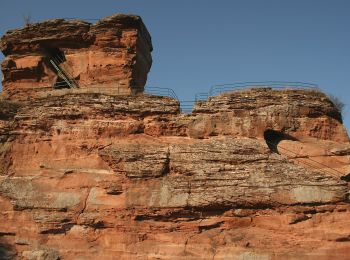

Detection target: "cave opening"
[46, 47, 66, 64]
[44, 47, 70, 89]
[263, 129, 298, 154]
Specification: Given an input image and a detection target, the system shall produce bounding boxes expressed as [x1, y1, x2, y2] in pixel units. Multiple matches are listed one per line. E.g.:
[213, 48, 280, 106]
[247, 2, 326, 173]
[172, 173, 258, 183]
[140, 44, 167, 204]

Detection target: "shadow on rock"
[0, 240, 16, 260]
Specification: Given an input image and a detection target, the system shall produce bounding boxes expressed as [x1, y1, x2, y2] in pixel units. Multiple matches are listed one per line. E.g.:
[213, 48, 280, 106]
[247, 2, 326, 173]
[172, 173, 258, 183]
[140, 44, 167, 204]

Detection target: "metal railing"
[10, 80, 321, 115]
[195, 81, 319, 101]
[144, 86, 179, 100]
[6, 78, 347, 178]
[50, 54, 79, 88]
[26, 85, 179, 102]
[20, 83, 192, 113]
[180, 101, 196, 114]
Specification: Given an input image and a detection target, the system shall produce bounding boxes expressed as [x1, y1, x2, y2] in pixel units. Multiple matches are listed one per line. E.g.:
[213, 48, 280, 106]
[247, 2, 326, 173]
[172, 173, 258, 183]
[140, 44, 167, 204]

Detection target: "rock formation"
[1, 14, 350, 260]
[0, 14, 152, 100]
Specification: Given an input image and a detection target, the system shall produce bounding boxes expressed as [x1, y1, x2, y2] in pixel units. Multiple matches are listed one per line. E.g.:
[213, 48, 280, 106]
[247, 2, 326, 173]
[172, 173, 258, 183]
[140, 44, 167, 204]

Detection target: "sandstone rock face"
[1, 13, 350, 260]
[0, 14, 152, 100]
[192, 88, 348, 142]
[0, 87, 349, 259]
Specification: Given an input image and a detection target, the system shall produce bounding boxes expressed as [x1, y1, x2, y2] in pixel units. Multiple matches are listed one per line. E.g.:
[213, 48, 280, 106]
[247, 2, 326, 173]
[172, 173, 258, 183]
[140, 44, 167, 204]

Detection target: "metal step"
[49, 56, 79, 89]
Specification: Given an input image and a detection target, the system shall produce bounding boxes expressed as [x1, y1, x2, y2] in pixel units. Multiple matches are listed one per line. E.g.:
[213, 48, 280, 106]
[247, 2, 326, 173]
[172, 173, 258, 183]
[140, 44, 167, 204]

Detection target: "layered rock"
[191, 88, 347, 142]
[1, 13, 350, 260]
[0, 14, 152, 100]
[0, 87, 349, 259]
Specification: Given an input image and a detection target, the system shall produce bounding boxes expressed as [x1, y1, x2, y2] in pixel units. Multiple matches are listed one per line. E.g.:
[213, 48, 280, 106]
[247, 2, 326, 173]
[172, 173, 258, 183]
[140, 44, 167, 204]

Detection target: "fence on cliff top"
[51, 81, 320, 105]
[5, 81, 347, 180]
[9, 81, 320, 113]
[147, 81, 319, 112]
[194, 81, 320, 102]
[34, 85, 179, 101]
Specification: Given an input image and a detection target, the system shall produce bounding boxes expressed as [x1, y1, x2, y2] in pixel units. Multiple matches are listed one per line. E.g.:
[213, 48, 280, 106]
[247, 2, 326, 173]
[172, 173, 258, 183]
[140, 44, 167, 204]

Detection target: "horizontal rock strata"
[0, 14, 152, 100]
[0, 88, 349, 259]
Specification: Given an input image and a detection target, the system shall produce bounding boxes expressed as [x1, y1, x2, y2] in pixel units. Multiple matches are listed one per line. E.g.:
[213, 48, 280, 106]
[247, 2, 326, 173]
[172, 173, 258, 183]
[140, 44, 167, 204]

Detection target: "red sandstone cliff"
[0, 14, 152, 100]
[0, 14, 350, 260]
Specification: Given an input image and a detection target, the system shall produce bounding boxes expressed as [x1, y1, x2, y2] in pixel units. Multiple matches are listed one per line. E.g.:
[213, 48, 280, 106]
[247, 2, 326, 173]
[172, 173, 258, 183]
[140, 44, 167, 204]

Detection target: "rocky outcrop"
[1, 14, 350, 260]
[0, 87, 349, 259]
[0, 14, 152, 100]
[191, 88, 348, 142]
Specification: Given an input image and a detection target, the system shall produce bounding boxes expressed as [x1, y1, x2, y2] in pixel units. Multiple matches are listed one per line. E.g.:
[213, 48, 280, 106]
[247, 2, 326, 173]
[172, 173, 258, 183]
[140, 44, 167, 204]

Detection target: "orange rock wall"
[0, 89, 349, 259]
[1, 14, 350, 260]
[0, 14, 153, 100]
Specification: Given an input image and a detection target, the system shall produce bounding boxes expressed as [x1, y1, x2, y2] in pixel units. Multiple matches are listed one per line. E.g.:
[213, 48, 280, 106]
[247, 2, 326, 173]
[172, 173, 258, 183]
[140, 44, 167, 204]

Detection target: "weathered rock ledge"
[0, 88, 349, 259]
[1, 14, 153, 100]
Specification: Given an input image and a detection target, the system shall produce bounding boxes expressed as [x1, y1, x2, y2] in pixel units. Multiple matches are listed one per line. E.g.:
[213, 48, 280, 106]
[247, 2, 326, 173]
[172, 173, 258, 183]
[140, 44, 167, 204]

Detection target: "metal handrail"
[17, 81, 322, 117]
[51, 54, 79, 88]
[209, 81, 319, 97]
[180, 101, 196, 113]
[194, 81, 319, 101]
[49, 59, 73, 88]
[25, 84, 180, 104]
[195, 92, 209, 102]
[49, 58, 78, 88]
[144, 86, 179, 100]
[18, 78, 345, 178]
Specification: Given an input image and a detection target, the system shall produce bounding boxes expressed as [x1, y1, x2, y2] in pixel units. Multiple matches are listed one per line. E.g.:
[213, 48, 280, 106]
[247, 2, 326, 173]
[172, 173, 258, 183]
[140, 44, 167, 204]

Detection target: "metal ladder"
[49, 55, 79, 88]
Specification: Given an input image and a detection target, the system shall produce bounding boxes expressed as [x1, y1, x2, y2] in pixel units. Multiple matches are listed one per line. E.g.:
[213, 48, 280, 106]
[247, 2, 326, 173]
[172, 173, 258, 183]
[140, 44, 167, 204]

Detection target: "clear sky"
[1, 0, 349, 133]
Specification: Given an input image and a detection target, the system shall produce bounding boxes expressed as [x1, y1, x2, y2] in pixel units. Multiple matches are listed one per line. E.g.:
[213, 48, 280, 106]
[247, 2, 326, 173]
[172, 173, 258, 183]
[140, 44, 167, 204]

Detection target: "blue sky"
[1, 0, 349, 133]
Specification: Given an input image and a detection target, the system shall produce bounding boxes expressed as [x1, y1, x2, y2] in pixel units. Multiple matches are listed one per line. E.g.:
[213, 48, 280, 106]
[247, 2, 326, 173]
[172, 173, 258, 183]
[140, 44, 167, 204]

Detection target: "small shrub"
[328, 94, 345, 113]
[23, 14, 32, 26]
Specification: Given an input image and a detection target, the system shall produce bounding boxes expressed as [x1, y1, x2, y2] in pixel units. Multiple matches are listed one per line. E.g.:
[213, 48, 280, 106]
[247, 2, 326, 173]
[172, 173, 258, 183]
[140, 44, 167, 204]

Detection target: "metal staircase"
[49, 54, 79, 89]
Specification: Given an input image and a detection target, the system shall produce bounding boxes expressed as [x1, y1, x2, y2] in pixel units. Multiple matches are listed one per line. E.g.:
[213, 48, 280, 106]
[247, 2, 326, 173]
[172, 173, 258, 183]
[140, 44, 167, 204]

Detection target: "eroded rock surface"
[192, 88, 348, 142]
[0, 14, 152, 100]
[1, 12, 350, 260]
[0, 87, 349, 259]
